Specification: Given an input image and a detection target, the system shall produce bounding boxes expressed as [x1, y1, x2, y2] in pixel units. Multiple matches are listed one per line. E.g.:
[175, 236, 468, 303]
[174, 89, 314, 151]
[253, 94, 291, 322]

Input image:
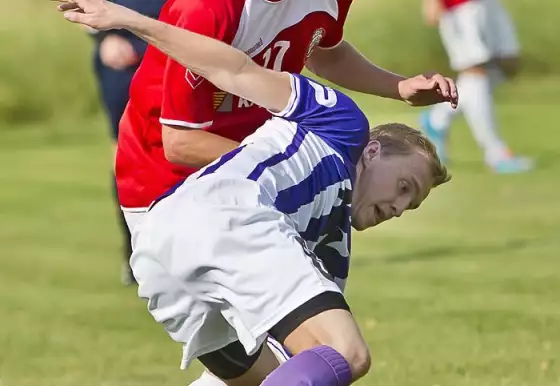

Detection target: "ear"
[362, 140, 381, 167]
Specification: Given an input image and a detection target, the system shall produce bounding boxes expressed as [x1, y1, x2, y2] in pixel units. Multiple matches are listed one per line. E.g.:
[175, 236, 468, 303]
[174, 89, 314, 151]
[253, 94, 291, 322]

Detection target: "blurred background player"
[89, 0, 164, 285]
[420, 0, 532, 173]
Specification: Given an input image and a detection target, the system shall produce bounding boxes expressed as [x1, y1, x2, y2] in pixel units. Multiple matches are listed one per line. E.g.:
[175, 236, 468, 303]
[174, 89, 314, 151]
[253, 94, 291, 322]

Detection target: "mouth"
[374, 205, 384, 224]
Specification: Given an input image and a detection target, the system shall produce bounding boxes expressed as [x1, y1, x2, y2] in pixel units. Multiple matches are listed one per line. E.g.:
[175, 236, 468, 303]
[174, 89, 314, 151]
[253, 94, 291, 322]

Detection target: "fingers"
[58, 3, 82, 11]
[430, 73, 450, 98]
[63, 10, 89, 24]
[446, 77, 459, 108]
[422, 73, 458, 108]
[52, 0, 82, 12]
[52, 0, 95, 11]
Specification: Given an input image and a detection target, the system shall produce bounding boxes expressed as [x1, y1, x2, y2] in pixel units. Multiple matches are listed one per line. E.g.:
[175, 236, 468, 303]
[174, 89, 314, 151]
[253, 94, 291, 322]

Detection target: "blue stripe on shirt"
[151, 145, 245, 209]
[274, 154, 348, 214]
[247, 129, 307, 181]
[198, 145, 246, 178]
[299, 204, 351, 242]
[321, 250, 349, 279]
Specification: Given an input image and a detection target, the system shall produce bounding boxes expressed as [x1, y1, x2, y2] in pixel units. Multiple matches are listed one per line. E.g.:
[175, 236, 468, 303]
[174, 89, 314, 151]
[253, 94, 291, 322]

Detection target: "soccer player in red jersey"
[115, 0, 457, 234]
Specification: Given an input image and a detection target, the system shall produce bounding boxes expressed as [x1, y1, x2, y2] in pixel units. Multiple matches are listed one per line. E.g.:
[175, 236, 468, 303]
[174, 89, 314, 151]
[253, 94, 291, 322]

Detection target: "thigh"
[198, 340, 280, 386]
[132, 228, 238, 370]
[97, 65, 136, 139]
[281, 307, 370, 381]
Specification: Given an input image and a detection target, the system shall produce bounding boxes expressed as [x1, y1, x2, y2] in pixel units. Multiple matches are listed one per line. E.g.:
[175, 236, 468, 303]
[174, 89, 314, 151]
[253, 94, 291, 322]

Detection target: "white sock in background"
[428, 66, 506, 133]
[429, 96, 460, 132]
[457, 71, 509, 164]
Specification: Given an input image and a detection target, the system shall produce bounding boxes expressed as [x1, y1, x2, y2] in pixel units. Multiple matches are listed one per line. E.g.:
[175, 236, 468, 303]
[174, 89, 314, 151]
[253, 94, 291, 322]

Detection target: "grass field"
[1, 1, 560, 385]
[1, 78, 559, 386]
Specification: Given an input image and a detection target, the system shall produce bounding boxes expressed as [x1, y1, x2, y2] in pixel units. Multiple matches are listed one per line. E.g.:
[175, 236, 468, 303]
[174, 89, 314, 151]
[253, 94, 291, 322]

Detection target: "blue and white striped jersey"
[162, 74, 369, 286]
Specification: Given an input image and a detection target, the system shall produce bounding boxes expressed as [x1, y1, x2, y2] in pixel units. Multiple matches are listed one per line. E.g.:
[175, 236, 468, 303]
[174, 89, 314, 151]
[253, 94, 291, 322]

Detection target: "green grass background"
[0, 1, 559, 385]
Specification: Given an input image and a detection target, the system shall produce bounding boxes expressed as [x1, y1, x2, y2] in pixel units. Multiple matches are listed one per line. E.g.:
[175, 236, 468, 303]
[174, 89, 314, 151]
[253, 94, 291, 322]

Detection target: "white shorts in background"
[129, 177, 341, 370]
[439, 0, 520, 71]
[121, 206, 149, 234]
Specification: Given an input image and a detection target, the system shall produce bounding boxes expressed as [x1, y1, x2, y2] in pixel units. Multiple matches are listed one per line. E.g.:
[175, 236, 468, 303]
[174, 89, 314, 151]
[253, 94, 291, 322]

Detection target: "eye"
[399, 180, 410, 194]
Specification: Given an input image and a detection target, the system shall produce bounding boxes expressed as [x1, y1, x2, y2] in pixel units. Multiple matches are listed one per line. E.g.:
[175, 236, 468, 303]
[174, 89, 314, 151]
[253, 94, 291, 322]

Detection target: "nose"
[391, 203, 406, 218]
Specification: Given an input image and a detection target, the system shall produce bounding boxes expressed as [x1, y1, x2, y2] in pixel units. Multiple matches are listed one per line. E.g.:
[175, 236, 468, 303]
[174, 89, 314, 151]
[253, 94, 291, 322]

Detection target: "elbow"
[162, 126, 199, 167]
[305, 43, 345, 80]
[163, 141, 186, 165]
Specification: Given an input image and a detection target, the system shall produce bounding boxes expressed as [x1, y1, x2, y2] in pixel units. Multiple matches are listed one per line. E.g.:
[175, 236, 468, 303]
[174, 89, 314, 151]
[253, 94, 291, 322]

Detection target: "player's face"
[351, 141, 435, 231]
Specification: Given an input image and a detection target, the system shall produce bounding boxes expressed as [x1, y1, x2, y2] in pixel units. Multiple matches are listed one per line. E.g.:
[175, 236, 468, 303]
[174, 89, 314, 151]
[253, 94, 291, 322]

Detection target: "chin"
[351, 220, 367, 231]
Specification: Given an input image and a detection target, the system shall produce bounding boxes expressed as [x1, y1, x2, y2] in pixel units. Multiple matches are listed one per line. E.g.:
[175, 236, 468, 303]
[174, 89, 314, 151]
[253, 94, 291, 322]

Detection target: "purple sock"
[261, 345, 352, 386]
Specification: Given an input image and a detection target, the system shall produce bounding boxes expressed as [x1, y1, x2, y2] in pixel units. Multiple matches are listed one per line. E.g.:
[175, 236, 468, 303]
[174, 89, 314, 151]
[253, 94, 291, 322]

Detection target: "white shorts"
[129, 177, 341, 369]
[121, 206, 148, 234]
[439, 0, 520, 71]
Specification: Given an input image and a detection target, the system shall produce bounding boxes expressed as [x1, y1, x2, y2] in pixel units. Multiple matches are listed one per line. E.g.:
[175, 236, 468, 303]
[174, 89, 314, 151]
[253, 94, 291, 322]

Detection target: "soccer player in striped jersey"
[59, 1, 452, 385]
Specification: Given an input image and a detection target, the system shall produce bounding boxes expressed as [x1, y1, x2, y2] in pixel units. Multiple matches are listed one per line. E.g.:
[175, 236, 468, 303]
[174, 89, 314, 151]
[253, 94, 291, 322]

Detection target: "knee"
[329, 339, 372, 380]
[497, 57, 520, 78]
[463, 65, 487, 76]
[278, 300, 372, 380]
[289, 335, 372, 380]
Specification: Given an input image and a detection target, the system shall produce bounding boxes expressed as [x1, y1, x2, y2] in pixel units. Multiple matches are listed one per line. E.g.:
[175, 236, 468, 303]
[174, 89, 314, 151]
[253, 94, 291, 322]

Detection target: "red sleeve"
[319, 0, 352, 49]
[159, 0, 236, 129]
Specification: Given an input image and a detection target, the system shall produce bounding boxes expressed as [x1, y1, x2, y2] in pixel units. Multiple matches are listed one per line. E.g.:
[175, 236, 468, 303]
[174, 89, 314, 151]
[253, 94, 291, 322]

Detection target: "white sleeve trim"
[159, 118, 213, 129]
[270, 73, 300, 118]
[120, 206, 150, 213]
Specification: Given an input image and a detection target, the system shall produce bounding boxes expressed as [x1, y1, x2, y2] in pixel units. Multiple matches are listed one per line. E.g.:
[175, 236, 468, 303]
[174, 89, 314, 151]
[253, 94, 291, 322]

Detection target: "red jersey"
[441, 0, 471, 10]
[117, 0, 352, 208]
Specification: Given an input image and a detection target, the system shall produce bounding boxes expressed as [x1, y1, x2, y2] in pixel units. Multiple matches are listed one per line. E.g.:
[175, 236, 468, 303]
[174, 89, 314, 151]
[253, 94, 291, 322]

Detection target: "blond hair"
[369, 123, 451, 187]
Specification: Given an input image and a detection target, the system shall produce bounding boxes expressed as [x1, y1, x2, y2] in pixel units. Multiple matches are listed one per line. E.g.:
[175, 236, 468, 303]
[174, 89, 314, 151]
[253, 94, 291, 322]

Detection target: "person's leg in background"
[94, 54, 138, 285]
[420, 0, 532, 173]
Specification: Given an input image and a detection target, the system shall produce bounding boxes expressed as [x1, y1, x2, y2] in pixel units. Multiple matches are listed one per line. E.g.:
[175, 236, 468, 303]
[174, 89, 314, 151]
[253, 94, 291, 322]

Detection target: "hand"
[398, 73, 458, 109]
[422, 0, 443, 26]
[100, 34, 139, 70]
[53, 0, 131, 31]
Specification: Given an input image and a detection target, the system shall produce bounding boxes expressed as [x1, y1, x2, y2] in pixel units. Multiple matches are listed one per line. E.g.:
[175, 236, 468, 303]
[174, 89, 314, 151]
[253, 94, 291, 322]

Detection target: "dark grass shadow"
[353, 237, 547, 266]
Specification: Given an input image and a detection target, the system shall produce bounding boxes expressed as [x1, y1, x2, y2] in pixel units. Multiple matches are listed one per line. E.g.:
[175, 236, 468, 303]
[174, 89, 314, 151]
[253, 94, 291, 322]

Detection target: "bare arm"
[125, 16, 292, 112]
[162, 125, 239, 167]
[60, 0, 292, 113]
[306, 39, 458, 108]
[306, 41, 406, 100]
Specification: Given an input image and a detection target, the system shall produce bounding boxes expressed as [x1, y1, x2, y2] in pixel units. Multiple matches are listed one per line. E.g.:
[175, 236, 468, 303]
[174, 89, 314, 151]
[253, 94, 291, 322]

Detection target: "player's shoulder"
[289, 74, 369, 163]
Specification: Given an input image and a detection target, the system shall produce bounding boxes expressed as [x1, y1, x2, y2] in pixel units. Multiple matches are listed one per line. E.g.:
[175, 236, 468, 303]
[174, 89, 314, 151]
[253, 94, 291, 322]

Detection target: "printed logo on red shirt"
[185, 69, 205, 89]
[306, 28, 325, 60]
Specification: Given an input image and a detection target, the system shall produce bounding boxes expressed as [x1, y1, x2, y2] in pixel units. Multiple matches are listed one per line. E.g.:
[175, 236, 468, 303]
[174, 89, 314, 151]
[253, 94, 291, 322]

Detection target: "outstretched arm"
[57, 0, 291, 113]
